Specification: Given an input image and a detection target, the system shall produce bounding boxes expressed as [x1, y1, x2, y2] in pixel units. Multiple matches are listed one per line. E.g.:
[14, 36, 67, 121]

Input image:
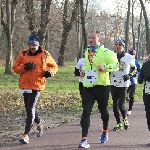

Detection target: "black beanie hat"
[28, 34, 39, 46]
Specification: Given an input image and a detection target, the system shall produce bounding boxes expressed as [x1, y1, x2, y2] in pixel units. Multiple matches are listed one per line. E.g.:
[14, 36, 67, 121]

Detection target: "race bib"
[145, 82, 150, 94]
[85, 70, 98, 84]
[111, 76, 124, 87]
[20, 89, 32, 93]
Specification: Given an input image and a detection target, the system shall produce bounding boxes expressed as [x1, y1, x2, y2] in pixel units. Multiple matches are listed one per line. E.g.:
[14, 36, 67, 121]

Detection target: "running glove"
[138, 77, 143, 84]
[132, 74, 137, 77]
[43, 71, 51, 78]
[123, 74, 130, 81]
[24, 62, 36, 70]
[74, 67, 80, 76]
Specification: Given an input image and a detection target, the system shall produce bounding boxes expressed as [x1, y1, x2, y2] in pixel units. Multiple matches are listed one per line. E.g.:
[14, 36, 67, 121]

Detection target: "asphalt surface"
[1, 99, 150, 150]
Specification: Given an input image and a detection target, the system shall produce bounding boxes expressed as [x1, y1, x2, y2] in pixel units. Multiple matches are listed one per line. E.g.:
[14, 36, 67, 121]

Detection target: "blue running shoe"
[100, 131, 108, 143]
[78, 139, 90, 148]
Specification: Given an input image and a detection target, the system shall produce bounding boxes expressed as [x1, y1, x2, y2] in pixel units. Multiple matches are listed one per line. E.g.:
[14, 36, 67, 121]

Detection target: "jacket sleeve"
[136, 61, 142, 73]
[129, 66, 137, 76]
[74, 59, 82, 76]
[138, 65, 144, 84]
[127, 56, 137, 76]
[104, 50, 119, 72]
[12, 52, 25, 74]
[74, 67, 80, 76]
[45, 52, 58, 76]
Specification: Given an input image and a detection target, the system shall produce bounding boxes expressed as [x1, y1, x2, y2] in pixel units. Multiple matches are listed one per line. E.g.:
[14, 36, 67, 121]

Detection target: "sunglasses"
[115, 43, 122, 46]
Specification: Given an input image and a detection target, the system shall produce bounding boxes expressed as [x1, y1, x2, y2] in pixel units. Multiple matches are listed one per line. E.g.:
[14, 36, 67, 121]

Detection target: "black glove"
[24, 62, 36, 70]
[43, 71, 51, 78]
[74, 67, 80, 76]
[138, 77, 143, 84]
[123, 74, 130, 82]
[132, 74, 137, 77]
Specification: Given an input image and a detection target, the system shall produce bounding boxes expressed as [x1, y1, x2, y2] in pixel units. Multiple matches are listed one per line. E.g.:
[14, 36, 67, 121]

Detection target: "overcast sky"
[93, 0, 150, 16]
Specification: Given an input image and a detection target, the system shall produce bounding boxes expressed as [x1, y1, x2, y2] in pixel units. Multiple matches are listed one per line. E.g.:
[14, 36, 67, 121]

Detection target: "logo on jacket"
[119, 61, 126, 71]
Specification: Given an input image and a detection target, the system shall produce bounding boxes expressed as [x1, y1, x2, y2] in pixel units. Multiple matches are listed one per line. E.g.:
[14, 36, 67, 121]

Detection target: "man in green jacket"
[77, 30, 119, 148]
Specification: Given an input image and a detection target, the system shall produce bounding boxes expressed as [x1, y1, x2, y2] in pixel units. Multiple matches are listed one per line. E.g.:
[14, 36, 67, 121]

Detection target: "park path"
[0, 99, 150, 150]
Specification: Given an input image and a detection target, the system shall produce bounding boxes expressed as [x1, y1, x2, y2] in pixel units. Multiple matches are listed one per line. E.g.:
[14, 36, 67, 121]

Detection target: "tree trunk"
[139, 0, 150, 53]
[38, 0, 52, 46]
[76, 3, 80, 61]
[79, 0, 87, 57]
[45, 30, 50, 51]
[1, 0, 18, 74]
[137, 9, 142, 59]
[125, 0, 130, 53]
[57, 0, 79, 66]
[131, 0, 135, 49]
[5, 34, 13, 74]
[58, 26, 70, 66]
[0, 0, 2, 38]
[25, 0, 36, 32]
[25, 0, 52, 46]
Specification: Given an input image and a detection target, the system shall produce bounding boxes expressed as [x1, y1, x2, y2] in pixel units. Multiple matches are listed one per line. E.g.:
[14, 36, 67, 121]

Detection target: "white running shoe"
[127, 110, 131, 116]
[78, 139, 90, 148]
[19, 134, 29, 144]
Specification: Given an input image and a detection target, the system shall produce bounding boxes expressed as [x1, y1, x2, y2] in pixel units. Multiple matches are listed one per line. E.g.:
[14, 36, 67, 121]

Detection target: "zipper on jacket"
[90, 63, 92, 70]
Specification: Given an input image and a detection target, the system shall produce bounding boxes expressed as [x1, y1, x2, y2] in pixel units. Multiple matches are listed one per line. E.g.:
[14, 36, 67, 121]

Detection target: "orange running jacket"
[12, 47, 58, 90]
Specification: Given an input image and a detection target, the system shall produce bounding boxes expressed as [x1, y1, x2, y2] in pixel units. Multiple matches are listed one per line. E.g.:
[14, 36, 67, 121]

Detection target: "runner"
[110, 39, 136, 131]
[12, 34, 58, 144]
[77, 30, 119, 148]
[126, 49, 141, 116]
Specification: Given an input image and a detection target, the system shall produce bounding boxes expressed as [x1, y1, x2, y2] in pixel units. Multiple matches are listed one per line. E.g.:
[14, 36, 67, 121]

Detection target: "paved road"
[0, 99, 150, 150]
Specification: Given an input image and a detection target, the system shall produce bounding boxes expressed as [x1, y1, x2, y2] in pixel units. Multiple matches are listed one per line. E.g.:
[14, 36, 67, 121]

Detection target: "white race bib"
[20, 89, 32, 94]
[85, 70, 98, 84]
[111, 76, 124, 87]
[145, 82, 150, 94]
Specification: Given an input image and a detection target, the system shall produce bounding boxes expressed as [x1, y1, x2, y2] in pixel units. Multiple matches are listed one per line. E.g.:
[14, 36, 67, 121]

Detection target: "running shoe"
[113, 123, 122, 131]
[19, 134, 29, 144]
[37, 119, 45, 137]
[123, 118, 129, 130]
[77, 139, 90, 148]
[100, 131, 108, 143]
[127, 110, 131, 116]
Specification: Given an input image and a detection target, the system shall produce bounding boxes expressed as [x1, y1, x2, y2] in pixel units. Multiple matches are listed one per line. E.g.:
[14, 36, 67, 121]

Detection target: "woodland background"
[0, 0, 149, 145]
[0, 0, 150, 73]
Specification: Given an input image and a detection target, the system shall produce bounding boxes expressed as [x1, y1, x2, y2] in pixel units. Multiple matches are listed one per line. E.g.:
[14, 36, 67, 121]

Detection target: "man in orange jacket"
[12, 34, 58, 144]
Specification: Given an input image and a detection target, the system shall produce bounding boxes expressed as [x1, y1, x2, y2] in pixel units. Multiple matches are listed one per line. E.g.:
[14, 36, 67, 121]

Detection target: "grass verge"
[0, 62, 143, 145]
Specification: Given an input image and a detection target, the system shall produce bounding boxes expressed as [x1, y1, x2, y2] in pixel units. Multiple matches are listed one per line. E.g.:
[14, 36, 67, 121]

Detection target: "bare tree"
[131, 0, 136, 49]
[125, 0, 131, 53]
[25, 0, 52, 46]
[137, 9, 143, 59]
[79, 0, 88, 59]
[1, 0, 18, 74]
[25, 0, 36, 33]
[58, 0, 79, 66]
[75, 0, 87, 61]
[0, 0, 2, 38]
[139, 0, 150, 53]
